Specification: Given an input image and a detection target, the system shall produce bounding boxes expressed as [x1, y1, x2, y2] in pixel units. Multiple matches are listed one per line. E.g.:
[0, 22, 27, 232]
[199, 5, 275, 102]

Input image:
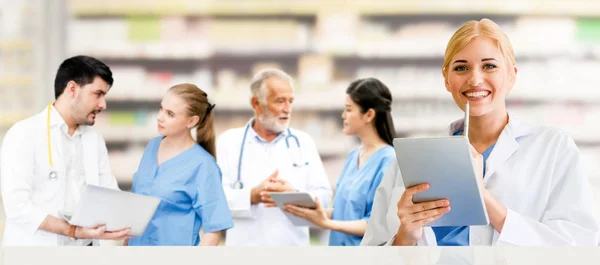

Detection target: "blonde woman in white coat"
[361, 18, 600, 246]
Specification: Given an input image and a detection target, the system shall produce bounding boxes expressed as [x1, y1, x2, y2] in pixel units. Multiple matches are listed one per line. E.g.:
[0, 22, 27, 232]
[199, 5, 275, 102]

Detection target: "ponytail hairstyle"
[346, 78, 396, 145]
[168, 84, 217, 158]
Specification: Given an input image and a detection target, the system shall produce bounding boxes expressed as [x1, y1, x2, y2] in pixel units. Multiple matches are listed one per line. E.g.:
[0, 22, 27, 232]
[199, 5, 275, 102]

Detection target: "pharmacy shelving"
[86, 54, 600, 72]
[1, 0, 66, 130]
[68, 0, 600, 17]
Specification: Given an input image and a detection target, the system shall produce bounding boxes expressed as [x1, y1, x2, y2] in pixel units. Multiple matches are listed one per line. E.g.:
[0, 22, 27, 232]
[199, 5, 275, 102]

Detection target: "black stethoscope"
[46, 102, 59, 181]
[231, 123, 308, 189]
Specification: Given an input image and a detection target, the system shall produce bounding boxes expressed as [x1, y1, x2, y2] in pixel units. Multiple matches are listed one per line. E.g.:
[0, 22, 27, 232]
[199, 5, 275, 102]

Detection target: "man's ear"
[251, 97, 264, 114]
[65, 81, 79, 98]
[251, 97, 259, 109]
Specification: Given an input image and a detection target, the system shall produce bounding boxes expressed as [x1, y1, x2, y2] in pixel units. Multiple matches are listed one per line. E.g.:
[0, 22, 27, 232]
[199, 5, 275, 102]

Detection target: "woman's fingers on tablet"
[403, 208, 448, 229]
[411, 200, 449, 213]
[411, 183, 430, 194]
[414, 212, 446, 227]
[398, 184, 434, 222]
[400, 203, 450, 224]
[400, 183, 430, 204]
[413, 206, 451, 221]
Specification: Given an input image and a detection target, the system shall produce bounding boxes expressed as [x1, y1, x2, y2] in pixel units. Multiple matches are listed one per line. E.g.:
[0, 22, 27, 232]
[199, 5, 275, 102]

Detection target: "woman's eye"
[483, 64, 497, 70]
[454, 65, 468, 71]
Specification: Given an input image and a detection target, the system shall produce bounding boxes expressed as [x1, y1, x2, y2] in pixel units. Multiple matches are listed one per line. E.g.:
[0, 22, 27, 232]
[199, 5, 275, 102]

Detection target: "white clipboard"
[269, 192, 317, 227]
[68, 185, 161, 236]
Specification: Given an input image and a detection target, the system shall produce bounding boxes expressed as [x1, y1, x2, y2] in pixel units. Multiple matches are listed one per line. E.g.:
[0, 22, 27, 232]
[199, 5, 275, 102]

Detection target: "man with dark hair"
[0, 55, 131, 246]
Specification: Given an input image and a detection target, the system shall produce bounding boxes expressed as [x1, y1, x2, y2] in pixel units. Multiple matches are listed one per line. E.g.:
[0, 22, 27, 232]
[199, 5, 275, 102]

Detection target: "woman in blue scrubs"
[283, 78, 396, 246]
[125, 84, 234, 246]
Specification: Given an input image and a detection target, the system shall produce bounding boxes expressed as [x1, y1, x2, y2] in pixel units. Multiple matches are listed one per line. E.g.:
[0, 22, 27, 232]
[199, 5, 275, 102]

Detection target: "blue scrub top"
[128, 137, 234, 246]
[432, 131, 495, 246]
[329, 145, 395, 246]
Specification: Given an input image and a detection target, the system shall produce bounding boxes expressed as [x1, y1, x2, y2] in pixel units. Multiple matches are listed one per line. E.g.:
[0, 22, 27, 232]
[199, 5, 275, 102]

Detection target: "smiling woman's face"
[444, 36, 517, 117]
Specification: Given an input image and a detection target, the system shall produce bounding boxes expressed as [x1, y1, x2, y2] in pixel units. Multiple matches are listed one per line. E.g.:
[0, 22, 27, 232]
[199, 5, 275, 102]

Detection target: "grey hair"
[250, 68, 293, 104]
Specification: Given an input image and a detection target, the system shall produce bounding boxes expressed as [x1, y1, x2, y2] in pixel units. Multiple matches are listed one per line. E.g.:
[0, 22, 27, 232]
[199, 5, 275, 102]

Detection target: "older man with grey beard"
[216, 68, 332, 246]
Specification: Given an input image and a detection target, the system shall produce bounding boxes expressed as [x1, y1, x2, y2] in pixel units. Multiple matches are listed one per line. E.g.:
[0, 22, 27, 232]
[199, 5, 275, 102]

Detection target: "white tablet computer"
[393, 136, 489, 227]
[68, 185, 161, 236]
[269, 192, 317, 227]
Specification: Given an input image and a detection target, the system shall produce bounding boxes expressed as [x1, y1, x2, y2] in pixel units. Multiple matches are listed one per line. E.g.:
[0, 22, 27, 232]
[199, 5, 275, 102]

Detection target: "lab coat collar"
[45, 105, 87, 136]
[245, 118, 289, 144]
[448, 112, 535, 180]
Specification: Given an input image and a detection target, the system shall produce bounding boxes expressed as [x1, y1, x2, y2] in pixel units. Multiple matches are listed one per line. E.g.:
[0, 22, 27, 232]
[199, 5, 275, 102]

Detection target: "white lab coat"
[216, 120, 332, 246]
[0, 106, 119, 246]
[361, 116, 600, 246]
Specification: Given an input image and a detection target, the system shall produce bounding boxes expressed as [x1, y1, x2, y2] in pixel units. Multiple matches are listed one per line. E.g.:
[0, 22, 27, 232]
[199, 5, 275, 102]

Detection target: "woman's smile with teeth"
[463, 91, 491, 98]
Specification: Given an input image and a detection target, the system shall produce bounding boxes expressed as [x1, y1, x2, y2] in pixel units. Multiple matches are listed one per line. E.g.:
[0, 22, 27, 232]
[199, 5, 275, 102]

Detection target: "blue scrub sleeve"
[193, 162, 235, 233]
[362, 157, 394, 222]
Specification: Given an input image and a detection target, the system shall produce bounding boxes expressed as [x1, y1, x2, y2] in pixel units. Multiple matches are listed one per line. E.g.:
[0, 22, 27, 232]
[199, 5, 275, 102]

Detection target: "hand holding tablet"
[269, 192, 319, 226]
[392, 101, 488, 228]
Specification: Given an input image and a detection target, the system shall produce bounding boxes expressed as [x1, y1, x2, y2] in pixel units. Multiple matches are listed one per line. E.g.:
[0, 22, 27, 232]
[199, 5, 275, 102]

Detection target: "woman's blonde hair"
[442, 18, 516, 76]
[168, 83, 216, 158]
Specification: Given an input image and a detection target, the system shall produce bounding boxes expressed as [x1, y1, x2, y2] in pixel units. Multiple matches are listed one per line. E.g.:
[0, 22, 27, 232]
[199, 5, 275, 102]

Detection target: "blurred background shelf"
[68, 0, 600, 17]
[83, 53, 600, 69]
[0, 112, 33, 128]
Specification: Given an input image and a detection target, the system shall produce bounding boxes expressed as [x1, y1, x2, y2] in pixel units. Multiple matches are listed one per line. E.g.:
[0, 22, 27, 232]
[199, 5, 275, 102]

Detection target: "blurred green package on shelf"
[127, 16, 161, 42]
[108, 111, 145, 125]
[576, 19, 600, 42]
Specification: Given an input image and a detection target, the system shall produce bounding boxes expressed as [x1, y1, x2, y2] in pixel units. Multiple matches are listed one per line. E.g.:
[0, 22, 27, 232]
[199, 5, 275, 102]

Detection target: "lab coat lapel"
[448, 115, 531, 184]
[483, 117, 535, 183]
[81, 128, 99, 186]
[483, 124, 519, 183]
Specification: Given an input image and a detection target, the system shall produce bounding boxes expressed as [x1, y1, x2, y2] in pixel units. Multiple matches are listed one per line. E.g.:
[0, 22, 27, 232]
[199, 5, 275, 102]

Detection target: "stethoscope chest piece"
[231, 180, 244, 190]
[49, 170, 58, 181]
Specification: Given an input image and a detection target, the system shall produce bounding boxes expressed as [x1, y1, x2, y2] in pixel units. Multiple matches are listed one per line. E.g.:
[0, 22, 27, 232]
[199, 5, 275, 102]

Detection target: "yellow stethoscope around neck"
[47, 102, 58, 181]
